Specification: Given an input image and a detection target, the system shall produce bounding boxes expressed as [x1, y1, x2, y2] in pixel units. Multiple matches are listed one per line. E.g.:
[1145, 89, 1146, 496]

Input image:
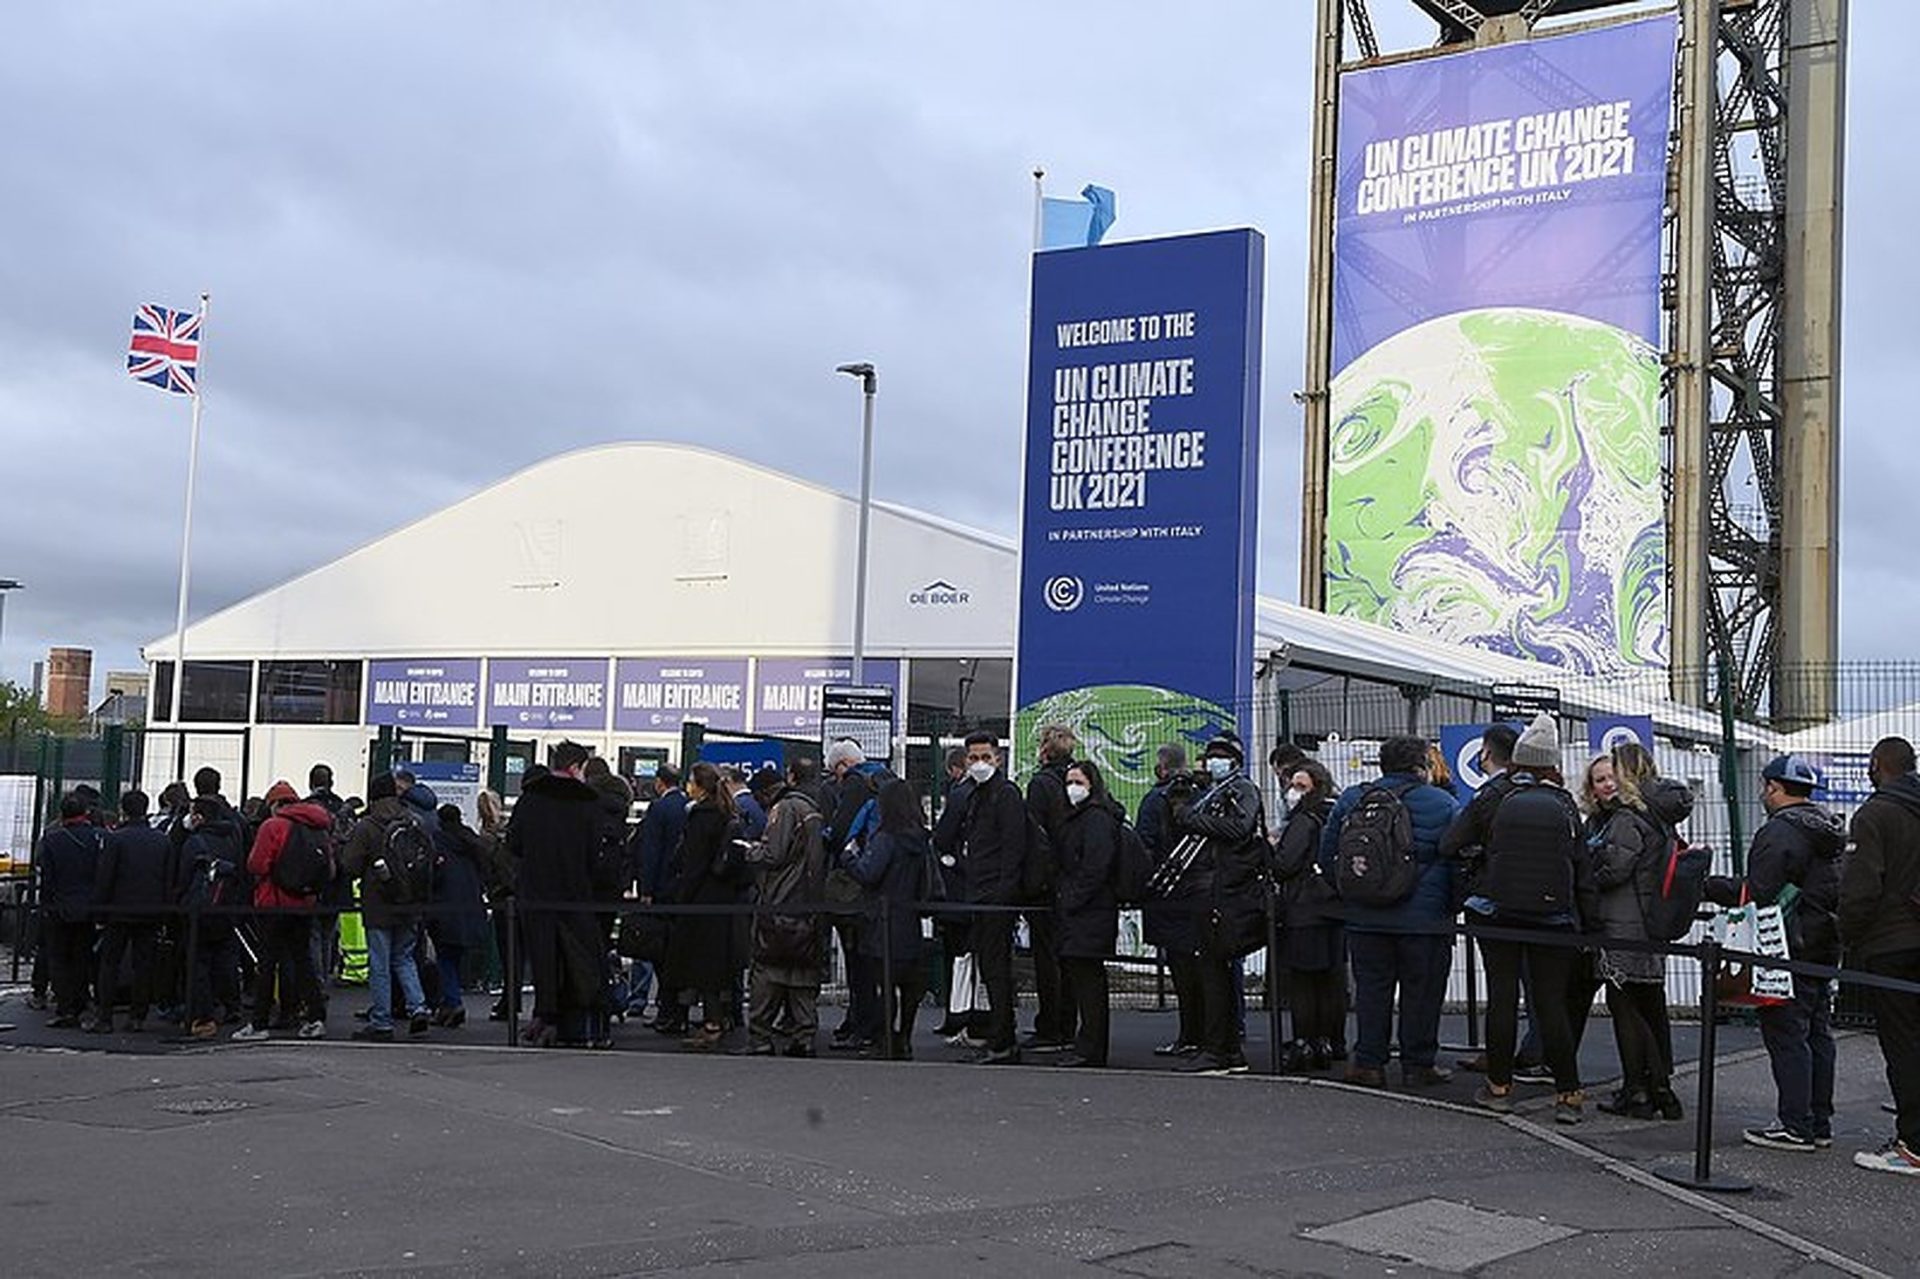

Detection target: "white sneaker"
[1854, 1138, 1920, 1176]
[297, 1020, 327, 1040]
[230, 1025, 271, 1042]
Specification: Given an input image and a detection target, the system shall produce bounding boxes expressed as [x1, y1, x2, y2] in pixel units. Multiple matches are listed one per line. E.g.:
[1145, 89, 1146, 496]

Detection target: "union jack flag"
[128, 304, 201, 395]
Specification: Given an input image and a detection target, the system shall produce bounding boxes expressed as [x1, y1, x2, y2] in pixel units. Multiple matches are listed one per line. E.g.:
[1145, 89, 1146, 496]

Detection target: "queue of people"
[22, 725, 1920, 1179]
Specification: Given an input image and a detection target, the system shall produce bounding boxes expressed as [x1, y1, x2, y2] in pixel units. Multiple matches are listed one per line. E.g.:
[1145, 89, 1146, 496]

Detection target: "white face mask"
[1066, 783, 1091, 806]
[965, 761, 995, 784]
[1283, 789, 1305, 811]
[1205, 757, 1232, 781]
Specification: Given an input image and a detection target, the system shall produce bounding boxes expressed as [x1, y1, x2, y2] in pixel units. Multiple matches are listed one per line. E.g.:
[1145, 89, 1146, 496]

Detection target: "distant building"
[45, 647, 92, 720]
[104, 670, 149, 699]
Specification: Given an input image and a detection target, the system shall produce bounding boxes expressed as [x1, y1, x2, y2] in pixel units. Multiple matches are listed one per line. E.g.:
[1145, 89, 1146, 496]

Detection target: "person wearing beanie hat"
[1465, 723, 1598, 1124]
[1511, 715, 1561, 771]
[1321, 735, 1462, 1089]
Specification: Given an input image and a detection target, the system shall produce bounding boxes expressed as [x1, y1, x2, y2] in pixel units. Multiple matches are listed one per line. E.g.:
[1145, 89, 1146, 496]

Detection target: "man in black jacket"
[1842, 737, 1920, 1177]
[1170, 732, 1267, 1076]
[1703, 755, 1845, 1151]
[958, 731, 1028, 1064]
[1023, 723, 1077, 1052]
[36, 793, 103, 1028]
[92, 790, 172, 1033]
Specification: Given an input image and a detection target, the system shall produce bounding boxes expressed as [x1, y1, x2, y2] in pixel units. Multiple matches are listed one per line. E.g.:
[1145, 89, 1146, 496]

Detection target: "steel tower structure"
[1300, 0, 1846, 724]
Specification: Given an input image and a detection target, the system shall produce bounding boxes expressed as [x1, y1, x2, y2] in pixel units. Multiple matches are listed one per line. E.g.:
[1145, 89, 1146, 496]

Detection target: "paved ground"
[0, 985, 1907, 1277]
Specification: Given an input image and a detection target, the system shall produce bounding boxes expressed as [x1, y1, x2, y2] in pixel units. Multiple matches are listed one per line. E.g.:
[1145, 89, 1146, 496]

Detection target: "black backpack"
[1481, 779, 1583, 917]
[1112, 818, 1153, 906]
[1335, 782, 1418, 907]
[270, 820, 334, 897]
[378, 814, 438, 905]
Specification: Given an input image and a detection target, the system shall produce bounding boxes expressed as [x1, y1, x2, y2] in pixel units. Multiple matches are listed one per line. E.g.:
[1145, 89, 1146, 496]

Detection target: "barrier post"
[1266, 890, 1284, 1074]
[879, 896, 896, 1061]
[1657, 937, 1752, 1193]
[504, 897, 520, 1047]
[1464, 934, 1481, 1050]
[182, 894, 201, 1032]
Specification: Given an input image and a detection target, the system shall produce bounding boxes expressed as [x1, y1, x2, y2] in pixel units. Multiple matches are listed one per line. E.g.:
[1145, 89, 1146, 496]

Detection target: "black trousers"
[972, 913, 1017, 1052]
[1061, 956, 1110, 1064]
[96, 922, 160, 1019]
[1605, 980, 1672, 1096]
[1482, 935, 1582, 1092]
[1288, 967, 1347, 1046]
[252, 914, 323, 1030]
[188, 927, 242, 1023]
[1026, 910, 1075, 1043]
[42, 917, 95, 1017]
[1866, 948, 1920, 1150]
[1167, 950, 1205, 1048]
[1196, 948, 1241, 1061]
[882, 967, 927, 1053]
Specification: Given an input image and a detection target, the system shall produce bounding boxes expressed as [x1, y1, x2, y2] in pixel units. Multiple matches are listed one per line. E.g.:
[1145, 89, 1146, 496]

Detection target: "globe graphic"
[1324, 307, 1667, 673]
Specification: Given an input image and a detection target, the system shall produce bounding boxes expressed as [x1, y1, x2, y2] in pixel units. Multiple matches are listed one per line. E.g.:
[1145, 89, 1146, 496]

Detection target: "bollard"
[1266, 891, 1284, 1075]
[1464, 934, 1481, 1050]
[1656, 938, 1752, 1193]
[182, 896, 202, 1033]
[504, 897, 520, 1048]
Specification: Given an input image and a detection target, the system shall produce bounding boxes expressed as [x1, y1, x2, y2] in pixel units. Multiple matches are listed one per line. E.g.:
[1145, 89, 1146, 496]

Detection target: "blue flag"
[1039, 184, 1117, 250]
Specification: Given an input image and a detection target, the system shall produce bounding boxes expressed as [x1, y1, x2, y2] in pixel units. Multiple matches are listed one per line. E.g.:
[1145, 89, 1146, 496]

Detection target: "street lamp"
[0, 578, 20, 685]
[835, 363, 877, 686]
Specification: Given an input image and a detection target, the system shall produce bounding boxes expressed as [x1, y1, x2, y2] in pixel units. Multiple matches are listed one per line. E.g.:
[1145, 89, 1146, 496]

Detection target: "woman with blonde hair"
[1583, 742, 1691, 1120]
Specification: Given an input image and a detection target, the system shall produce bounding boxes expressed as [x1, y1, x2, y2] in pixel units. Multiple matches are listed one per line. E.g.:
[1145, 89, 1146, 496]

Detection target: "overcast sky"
[1, 2, 1909, 698]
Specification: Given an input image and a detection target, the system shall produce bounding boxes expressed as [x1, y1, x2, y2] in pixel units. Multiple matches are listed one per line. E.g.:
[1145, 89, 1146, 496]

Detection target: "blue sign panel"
[1014, 229, 1264, 807]
[1588, 715, 1655, 756]
[366, 658, 482, 728]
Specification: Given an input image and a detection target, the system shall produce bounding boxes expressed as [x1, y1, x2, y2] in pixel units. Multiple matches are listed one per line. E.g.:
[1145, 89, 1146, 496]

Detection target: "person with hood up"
[1842, 737, 1920, 1177]
[1169, 732, 1270, 1077]
[1272, 759, 1345, 1072]
[1697, 753, 1844, 1149]
[1584, 745, 1691, 1122]
[740, 764, 827, 1057]
[508, 743, 613, 1048]
[340, 773, 434, 1042]
[1051, 760, 1122, 1068]
[177, 795, 246, 1038]
[234, 780, 335, 1041]
[1463, 716, 1596, 1124]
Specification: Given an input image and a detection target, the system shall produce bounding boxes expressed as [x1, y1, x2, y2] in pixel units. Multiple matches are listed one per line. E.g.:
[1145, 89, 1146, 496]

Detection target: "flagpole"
[167, 291, 209, 730]
[1031, 167, 1045, 252]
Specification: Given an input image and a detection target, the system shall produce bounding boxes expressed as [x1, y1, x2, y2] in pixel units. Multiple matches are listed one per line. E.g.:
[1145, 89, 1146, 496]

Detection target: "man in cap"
[1168, 731, 1269, 1075]
[1699, 755, 1844, 1151]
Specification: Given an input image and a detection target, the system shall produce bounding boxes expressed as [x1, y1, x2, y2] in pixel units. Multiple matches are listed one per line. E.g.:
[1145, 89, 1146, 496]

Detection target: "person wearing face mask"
[1166, 733, 1269, 1075]
[953, 731, 1030, 1064]
[1271, 760, 1344, 1071]
[1054, 760, 1122, 1067]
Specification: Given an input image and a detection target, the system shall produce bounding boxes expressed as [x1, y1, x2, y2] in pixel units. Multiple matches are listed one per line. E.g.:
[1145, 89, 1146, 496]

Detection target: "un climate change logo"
[1043, 575, 1085, 613]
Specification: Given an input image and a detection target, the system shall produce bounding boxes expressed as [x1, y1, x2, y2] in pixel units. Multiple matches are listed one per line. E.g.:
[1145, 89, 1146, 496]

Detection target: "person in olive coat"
[1054, 760, 1122, 1067]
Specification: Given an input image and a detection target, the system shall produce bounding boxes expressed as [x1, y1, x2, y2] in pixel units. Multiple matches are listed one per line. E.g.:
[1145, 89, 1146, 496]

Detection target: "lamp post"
[835, 362, 877, 686]
[0, 578, 20, 685]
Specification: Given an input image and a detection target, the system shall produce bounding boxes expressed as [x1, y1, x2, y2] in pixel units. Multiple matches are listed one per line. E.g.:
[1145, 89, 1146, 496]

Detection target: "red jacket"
[248, 802, 334, 909]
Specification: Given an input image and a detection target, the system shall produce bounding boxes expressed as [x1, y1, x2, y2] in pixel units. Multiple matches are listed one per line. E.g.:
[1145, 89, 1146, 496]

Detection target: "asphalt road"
[0, 987, 1902, 1278]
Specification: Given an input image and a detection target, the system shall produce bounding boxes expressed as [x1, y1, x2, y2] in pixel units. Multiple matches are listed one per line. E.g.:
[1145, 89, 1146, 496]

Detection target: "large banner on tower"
[1016, 230, 1263, 805]
[1325, 15, 1676, 673]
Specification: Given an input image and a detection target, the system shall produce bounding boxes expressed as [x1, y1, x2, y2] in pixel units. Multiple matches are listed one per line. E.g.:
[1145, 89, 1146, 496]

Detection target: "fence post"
[1656, 938, 1752, 1193]
[1266, 890, 1284, 1075]
[879, 896, 896, 1061]
[370, 726, 394, 792]
[238, 726, 253, 808]
[1716, 659, 1747, 874]
[488, 724, 508, 795]
[101, 725, 124, 810]
[1464, 934, 1481, 1050]
[504, 896, 520, 1047]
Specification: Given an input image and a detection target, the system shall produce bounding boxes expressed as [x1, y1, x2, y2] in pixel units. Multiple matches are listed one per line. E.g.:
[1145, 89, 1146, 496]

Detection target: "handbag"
[1711, 897, 1792, 1007]
[616, 911, 669, 963]
[947, 951, 991, 1016]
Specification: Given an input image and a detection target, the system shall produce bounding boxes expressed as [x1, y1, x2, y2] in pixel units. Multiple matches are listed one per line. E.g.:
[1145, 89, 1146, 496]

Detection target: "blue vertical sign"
[1014, 229, 1264, 806]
